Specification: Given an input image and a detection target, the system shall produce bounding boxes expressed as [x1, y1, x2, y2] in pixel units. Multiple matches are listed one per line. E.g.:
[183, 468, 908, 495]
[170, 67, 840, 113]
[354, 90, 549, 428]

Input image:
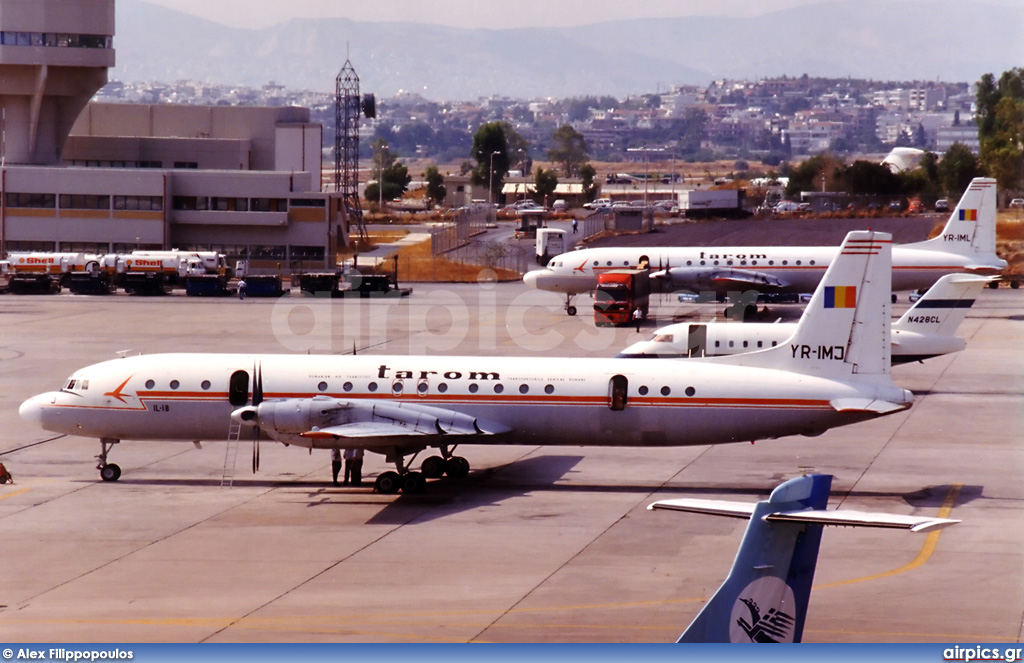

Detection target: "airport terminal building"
[0, 0, 347, 271]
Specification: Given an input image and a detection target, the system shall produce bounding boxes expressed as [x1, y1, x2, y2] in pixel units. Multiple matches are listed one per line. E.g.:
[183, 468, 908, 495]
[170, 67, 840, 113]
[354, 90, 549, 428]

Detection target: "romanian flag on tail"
[959, 209, 977, 221]
[824, 285, 856, 308]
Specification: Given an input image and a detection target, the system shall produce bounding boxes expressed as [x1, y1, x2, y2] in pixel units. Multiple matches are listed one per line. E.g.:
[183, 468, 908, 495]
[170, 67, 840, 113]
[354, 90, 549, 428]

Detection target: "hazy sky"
[133, 0, 897, 30]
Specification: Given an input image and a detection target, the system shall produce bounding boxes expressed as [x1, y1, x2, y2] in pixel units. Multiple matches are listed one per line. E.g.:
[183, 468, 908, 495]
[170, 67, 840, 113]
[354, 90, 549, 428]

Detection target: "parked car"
[934, 198, 950, 212]
[551, 199, 568, 212]
[1009, 198, 1024, 208]
[908, 199, 923, 214]
[583, 198, 612, 210]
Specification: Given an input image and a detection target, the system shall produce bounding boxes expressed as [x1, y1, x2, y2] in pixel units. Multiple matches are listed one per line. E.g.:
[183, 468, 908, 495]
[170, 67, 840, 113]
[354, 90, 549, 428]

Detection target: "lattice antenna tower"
[334, 56, 374, 241]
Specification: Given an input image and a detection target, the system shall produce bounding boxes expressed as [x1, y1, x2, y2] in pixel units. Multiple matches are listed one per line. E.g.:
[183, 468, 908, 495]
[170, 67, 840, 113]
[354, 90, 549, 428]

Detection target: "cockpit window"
[652, 334, 674, 343]
[66, 379, 76, 390]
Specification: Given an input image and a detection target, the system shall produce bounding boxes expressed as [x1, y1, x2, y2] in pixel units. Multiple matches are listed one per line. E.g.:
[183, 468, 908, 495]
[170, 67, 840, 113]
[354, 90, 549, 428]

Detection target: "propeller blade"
[249, 363, 263, 474]
[252, 434, 261, 474]
[252, 363, 264, 406]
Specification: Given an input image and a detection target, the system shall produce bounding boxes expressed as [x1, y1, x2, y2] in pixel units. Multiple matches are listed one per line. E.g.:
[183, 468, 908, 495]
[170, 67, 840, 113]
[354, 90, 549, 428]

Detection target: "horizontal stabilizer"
[648, 499, 959, 533]
[964, 262, 1006, 272]
[764, 509, 960, 533]
[648, 498, 755, 519]
[830, 397, 912, 414]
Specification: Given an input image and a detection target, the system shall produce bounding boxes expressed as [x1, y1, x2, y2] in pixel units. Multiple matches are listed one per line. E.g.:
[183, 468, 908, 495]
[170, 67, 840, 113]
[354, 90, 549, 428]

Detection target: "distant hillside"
[112, 0, 1021, 100]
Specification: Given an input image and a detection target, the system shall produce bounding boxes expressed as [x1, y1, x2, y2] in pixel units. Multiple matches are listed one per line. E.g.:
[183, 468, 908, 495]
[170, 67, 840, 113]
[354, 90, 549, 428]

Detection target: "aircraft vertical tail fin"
[910, 178, 1004, 271]
[649, 474, 959, 643]
[712, 230, 892, 378]
[894, 274, 992, 337]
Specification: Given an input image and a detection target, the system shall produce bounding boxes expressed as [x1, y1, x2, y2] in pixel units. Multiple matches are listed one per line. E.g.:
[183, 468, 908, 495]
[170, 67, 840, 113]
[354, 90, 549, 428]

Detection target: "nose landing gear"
[97, 438, 122, 482]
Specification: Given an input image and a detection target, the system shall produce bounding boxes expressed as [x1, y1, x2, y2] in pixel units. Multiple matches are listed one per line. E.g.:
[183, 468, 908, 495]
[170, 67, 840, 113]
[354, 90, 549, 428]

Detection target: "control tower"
[0, 0, 114, 165]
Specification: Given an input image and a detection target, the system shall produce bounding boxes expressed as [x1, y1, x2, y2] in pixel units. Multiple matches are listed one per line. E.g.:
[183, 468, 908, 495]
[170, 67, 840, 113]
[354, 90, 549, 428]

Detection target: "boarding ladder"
[220, 420, 242, 487]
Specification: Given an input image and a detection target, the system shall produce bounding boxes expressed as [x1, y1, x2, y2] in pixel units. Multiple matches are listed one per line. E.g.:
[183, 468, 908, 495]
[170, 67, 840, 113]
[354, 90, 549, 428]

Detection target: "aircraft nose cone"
[19, 394, 45, 426]
[522, 270, 542, 289]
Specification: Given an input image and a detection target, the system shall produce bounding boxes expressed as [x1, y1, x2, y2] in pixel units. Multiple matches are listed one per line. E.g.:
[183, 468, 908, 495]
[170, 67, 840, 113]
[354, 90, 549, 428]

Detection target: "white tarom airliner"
[618, 273, 992, 363]
[523, 177, 1006, 315]
[21, 230, 912, 494]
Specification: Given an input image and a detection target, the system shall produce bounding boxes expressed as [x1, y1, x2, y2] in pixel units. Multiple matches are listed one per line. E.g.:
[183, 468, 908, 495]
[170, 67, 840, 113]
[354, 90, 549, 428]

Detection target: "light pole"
[378, 144, 389, 209]
[488, 150, 500, 206]
[517, 148, 526, 202]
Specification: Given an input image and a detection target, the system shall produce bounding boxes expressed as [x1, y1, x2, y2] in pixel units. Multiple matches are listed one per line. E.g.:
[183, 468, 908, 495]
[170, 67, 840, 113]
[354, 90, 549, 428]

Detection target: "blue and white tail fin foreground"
[649, 474, 959, 643]
[713, 230, 893, 378]
[909, 177, 1006, 272]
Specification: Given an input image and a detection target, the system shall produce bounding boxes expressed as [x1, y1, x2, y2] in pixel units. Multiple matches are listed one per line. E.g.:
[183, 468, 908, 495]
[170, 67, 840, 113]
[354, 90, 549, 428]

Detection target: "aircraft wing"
[650, 267, 789, 290]
[709, 270, 788, 288]
[237, 397, 510, 444]
[301, 422, 435, 439]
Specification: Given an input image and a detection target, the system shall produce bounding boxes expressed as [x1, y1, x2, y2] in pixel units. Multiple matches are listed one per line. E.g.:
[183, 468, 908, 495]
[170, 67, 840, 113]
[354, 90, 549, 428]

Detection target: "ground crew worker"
[331, 448, 342, 486]
[344, 448, 364, 486]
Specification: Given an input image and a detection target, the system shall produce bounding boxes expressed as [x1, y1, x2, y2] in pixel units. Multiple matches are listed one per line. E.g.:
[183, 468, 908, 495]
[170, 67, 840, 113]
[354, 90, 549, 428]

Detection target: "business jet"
[618, 273, 991, 363]
[21, 231, 912, 494]
[523, 177, 1005, 315]
[652, 473, 958, 642]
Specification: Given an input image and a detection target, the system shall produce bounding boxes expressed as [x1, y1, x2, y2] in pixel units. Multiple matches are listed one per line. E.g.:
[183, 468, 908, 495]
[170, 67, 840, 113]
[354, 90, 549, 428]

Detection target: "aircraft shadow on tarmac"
[100, 463, 981, 526]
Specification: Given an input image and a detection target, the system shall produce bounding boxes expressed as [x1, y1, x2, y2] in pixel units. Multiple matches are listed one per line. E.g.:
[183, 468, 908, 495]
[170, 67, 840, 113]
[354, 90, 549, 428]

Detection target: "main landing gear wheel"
[100, 463, 121, 482]
[375, 471, 402, 494]
[375, 470, 427, 494]
[400, 472, 426, 494]
[420, 455, 447, 479]
[444, 456, 470, 479]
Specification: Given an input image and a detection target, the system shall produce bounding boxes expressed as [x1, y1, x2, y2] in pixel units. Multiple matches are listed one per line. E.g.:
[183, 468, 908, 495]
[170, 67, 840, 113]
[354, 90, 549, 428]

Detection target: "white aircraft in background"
[523, 177, 1005, 315]
[21, 231, 912, 494]
[618, 273, 992, 363]
[651, 473, 958, 642]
